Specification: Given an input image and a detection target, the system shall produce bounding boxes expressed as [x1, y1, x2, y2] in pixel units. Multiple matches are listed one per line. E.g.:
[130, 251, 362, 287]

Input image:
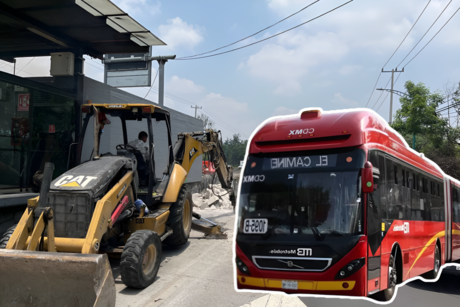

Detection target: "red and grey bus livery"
[234, 108, 460, 301]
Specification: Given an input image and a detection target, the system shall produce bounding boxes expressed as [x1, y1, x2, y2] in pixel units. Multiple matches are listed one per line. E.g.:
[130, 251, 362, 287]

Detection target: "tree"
[196, 113, 214, 130]
[222, 134, 248, 167]
[391, 80, 460, 178]
[391, 81, 445, 149]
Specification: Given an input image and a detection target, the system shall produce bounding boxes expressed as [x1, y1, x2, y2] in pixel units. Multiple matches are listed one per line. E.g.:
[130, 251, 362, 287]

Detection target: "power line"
[376, 73, 403, 112]
[366, 0, 431, 107]
[201, 107, 250, 138]
[81, 55, 249, 137]
[0, 60, 36, 76]
[365, 74, 382, 107]
[397, 0, 453, 68]
[174, 0, 354, 60]
[179, 0, 320, 59]
[144, 68, 159, 98]
[146, 86, 249, 137]
[85, 60, 104, 71]
[383, 0, 432, 68]
[15, 57, 35, 74]
[200, 108, 250, 138]
[372, 76, 392, 109]
[402, 6, 460, 68]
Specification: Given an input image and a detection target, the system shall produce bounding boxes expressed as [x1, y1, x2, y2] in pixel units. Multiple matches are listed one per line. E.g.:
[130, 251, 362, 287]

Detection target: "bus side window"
[420, 176, 429, 221]
[379, 154, 387, 220]
[387, 159, 402, 220]
[454, 188, 460, 223]
[408, 171, 415, 219]
[402, 169, 405, 187]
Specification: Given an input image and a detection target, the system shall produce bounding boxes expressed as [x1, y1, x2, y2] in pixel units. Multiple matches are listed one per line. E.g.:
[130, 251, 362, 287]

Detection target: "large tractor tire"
[0, 224, 16, 249]
[164, 186, 192, 246]
[120, 230, 162, 289]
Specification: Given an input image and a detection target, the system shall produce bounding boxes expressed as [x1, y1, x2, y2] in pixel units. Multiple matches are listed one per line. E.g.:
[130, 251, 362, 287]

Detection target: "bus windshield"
[238, 148, 365, 239]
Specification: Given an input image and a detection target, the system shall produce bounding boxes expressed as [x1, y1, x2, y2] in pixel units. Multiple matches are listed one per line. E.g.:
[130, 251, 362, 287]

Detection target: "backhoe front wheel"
[120, 230, 162, 289]
[0, 224, 17, 249]
[164, 186, 192, 246]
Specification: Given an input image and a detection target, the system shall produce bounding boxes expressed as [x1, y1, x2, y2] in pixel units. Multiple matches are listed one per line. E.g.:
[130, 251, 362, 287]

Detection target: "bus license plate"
[282, 280, 298, 290]
[243, 219, 268, 234]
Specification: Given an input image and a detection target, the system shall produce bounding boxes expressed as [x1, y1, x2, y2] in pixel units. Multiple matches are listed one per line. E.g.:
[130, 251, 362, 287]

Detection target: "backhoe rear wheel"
[120, 230, 162, 289]
[164, 186, 192, 246]
[0, 224, 17, 249]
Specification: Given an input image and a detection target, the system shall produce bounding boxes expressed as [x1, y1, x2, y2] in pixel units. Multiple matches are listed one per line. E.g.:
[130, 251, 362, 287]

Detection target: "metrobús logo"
[393, 222, 409, 234]
[289, 128, 315, 136]
[269, 248, 312, 257]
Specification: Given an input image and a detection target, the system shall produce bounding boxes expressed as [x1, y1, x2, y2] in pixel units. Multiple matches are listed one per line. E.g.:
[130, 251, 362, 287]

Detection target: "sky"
[1, 0, 460, 140]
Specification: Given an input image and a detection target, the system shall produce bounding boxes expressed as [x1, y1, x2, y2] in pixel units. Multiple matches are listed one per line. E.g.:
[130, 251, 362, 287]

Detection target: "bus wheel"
[423, 244, 440, 280]
[374, 254, 397, 301]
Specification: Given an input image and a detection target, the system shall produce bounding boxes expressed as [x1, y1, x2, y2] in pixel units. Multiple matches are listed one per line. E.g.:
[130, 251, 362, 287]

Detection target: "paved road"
[114, 208, 266, 307]
[113, 206, 460, 307]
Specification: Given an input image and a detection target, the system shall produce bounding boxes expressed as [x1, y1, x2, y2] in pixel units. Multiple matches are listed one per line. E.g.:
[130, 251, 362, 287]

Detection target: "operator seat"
[133, 151, 149, 186]
[116, 148, 149, 186]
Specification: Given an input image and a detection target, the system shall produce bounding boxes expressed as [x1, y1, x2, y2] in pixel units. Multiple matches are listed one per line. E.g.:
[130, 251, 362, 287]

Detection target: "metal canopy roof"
[0, 0, 166, 60]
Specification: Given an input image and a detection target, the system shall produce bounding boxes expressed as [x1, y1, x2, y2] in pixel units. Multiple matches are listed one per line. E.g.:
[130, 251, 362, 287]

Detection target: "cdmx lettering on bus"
[243, 175, 265, 183]
[289, 128, 315, 135]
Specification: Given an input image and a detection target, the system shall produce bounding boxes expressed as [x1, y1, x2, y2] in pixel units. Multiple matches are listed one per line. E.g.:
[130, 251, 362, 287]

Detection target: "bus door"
[367, 151, 384, 295]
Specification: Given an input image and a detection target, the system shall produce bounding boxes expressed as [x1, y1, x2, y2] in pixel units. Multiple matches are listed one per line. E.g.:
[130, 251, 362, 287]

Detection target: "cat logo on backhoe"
[54, 175, 97, 188]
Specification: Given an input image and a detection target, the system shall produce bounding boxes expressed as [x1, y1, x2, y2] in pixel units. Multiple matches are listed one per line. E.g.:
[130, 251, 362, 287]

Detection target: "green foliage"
[391, 81, 460, 178]
[392, 81, 445, 137]
[222, 134, 248, 167]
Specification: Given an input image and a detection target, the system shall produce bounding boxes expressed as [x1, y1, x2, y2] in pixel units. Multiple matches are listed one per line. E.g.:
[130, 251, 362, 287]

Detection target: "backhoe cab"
[0, 103, 234, 307]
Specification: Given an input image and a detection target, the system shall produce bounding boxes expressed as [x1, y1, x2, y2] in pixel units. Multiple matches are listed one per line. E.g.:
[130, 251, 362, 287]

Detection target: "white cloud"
[264, 0, 460, 55]
[167, 75, 205, 96]
[245, 31, 348, 95]
[272, 106, 298, 116]
[339, 65, 361, 75]
[266, 0, 307, 12]
[140, 76, 258, 140]
[332, 92, 359, 107]
[112, 0, 161, 17]
[158, 17, 205, 50]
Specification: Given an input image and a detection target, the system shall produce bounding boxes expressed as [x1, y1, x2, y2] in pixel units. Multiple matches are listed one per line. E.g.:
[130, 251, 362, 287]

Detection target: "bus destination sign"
[264, 154, 338, 170]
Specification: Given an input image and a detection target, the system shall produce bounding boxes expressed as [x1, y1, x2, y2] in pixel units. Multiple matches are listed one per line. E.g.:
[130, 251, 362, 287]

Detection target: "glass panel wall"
[0, 81, 30, 189]
[0, 80, 75, 192]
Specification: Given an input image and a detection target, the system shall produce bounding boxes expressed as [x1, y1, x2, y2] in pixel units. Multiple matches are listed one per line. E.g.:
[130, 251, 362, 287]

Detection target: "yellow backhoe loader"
[0, 103, 234, 307]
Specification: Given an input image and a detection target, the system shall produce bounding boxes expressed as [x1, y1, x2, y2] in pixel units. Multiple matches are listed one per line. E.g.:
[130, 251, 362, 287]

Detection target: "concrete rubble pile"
[192, 184, 233, 210]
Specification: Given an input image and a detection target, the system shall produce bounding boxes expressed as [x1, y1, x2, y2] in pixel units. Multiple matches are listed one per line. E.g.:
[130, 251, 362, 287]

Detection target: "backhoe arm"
[172, 130, 233, 189]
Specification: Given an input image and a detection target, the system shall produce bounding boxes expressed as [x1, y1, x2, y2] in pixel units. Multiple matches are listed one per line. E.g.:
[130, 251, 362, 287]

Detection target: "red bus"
[234, 108, 460, 301]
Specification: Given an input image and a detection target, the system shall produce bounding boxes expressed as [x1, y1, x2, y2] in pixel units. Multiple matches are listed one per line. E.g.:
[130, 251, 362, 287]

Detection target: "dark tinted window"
[387, 159, 403, 220]
[453, 187, 460, 223]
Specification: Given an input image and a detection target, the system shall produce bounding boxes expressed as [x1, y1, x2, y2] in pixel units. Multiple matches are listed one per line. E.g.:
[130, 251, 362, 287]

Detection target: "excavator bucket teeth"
[0, 250, 116, 307]
[191, 220, 228, 239]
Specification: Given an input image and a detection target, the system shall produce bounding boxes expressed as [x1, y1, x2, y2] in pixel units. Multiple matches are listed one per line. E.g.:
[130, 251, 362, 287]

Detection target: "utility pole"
[191, 105, 202, 118]
[381, 68, 404, 125]
[150, 55, 176, 107]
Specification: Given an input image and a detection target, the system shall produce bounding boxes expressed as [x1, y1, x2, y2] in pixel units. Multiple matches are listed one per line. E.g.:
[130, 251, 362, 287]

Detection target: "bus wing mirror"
[362, 161, 374, 193]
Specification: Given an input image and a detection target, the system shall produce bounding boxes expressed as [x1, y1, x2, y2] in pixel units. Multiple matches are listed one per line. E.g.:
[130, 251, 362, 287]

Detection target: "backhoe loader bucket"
[191, 212, 227, 239]
[0, 250, 116, 307]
